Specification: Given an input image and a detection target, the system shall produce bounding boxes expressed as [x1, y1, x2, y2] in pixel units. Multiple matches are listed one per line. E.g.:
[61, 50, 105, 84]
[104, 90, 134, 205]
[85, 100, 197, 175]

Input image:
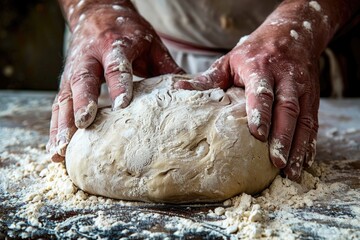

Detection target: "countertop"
[0, 90, 359, 239]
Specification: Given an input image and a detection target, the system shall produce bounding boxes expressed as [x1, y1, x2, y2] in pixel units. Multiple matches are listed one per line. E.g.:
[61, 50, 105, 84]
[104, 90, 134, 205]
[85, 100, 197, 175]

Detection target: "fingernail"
[113, 93, 128, 110]
[75, 101, 97, 128]
[56, 137, 68, 156]
[47, 143, 56, 155]
[56, 128, 72, 156]
[285, 162, 302, 181]
[51, 154, 64, 162]
[257, 124, 268, 140]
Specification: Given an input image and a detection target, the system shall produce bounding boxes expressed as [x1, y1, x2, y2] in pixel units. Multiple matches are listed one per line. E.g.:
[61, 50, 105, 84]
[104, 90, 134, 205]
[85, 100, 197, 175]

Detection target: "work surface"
[0, 90, 359, 239]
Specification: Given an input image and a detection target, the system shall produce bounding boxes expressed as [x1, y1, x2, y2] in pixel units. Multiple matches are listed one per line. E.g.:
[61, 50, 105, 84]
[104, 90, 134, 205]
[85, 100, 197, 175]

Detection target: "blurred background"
[0, 1, 359, 96]
[0, 0, 64, 90]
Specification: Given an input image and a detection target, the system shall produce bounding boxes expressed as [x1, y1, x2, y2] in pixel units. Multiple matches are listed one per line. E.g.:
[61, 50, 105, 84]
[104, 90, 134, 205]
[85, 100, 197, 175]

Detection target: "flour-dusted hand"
[47, 0, 184, 162]
[175, 0, 359, 180]
[176, 33, 320, 181]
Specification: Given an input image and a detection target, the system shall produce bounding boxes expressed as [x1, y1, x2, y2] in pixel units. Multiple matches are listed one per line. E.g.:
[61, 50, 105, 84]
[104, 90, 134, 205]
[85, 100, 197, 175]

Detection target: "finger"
[269, 84, 300, 169]
[174, 56, 232, 90]
[304, 64, 320, 168]
[56, 83, 77, 157]
[283, 95, 314, 180]
[71, 58, 102, 129]
[149, 39, 185, 75]
[104, 43, 135, 110]
[304, 125, 318, 168]
[241, 72, 274, 142]
[46, 95, 64, 162]
[304, 100, 319, 168]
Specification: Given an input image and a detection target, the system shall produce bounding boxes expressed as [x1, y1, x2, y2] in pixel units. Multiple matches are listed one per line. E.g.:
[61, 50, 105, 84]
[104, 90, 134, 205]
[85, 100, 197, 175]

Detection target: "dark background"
[0, 1, 359, 96]
[0, 0, 64, 91]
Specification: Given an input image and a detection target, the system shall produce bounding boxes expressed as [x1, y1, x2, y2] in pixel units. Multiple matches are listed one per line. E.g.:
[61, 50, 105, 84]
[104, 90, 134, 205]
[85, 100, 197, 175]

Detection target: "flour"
[208, 166, 360, 238]
[290, 29, 299, 40]
[78, 13, 86, 22]
[270, 138, 286, 165]
[74, 100, 97, 128]
[68, 6, 74, 17]
[250, 108, 261, 126]
[76, 0, 85, 8]
[309, 1, 321, 12]
[1, 89, 360, 239]
[1, 144, 359, 239]
[112, 5, 123, 11]
[302, 21, 312, 31]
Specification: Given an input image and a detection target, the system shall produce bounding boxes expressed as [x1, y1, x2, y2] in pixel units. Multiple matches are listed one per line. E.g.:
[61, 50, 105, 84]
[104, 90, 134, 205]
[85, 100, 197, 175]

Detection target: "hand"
[47, 2, 184, 162]
[175, 17, 321, 181]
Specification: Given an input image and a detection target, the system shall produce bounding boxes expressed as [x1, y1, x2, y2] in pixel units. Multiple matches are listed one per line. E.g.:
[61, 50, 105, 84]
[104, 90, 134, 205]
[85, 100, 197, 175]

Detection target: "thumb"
[174, 56, 232, 90]
[150, 39, 185, 76]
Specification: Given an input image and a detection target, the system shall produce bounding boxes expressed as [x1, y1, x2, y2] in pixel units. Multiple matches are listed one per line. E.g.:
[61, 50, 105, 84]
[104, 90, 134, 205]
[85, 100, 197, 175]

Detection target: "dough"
[66, 75, 278, 203]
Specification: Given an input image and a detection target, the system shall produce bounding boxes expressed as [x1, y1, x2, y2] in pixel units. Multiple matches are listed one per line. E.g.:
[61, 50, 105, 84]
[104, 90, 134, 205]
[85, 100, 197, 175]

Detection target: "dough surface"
[66, 75, 278, 203]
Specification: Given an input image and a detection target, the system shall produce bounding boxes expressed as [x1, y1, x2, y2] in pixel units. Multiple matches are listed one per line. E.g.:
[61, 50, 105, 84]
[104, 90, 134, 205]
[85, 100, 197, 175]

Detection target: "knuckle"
[256, 81, 273, 94]
[105, 58, 132, 78]
[49, 128, 58, 138]
[111, 36, 133, 49]
[246, 73, 274, 99]
[248, 105, 271, 128]
[312, 120, 319, 132]
[58, 91, 72, 104]
[293, 144, 308, 158]
[298, 115, 314, 132]
[70, 69, 98, 87]
[256, 88, 274, 102]
[51, 103, 59, 113]
[51, 95, 60, 111]
[277, 97, 300, 118]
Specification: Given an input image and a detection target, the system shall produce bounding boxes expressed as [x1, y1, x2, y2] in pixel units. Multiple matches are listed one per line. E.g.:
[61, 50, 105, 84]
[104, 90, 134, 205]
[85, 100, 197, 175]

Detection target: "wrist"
[256, 0, 354, 58]
[58, 0, 136, 31]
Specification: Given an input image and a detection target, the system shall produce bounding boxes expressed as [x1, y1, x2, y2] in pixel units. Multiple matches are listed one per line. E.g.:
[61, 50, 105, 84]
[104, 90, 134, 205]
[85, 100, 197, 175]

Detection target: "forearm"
[57, 0, 137, 30]
[254, 0, 359, 59]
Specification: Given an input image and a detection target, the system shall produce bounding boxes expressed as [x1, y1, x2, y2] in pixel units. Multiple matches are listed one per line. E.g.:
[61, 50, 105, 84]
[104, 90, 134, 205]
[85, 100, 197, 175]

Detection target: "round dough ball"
[66, 75, 278, 203]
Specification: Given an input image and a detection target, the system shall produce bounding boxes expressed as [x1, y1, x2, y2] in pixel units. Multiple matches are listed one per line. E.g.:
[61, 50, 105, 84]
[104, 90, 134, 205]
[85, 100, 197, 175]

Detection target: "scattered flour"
[290, 29, 299, 40]
[250, 108, 261, 126]
[1, 91, 360, 239]
[302, 21, 312, 31]
[270, 138, 286, 165]
[112, 5, 123, 11]
[2, 139, 359, 239]
[208, 168, 360, 239]
[309, 1, 321, 12]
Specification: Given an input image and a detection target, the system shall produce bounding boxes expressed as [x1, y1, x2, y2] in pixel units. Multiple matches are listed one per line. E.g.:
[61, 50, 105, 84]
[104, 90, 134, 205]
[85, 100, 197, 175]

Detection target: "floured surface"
[0, 90, 360, 239]
[66, 75, 278, 203]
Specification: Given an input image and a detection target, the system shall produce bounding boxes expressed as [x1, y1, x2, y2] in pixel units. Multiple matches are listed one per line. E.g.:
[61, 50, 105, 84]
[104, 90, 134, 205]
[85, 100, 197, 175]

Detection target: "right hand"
[47, 2, 184, 162]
